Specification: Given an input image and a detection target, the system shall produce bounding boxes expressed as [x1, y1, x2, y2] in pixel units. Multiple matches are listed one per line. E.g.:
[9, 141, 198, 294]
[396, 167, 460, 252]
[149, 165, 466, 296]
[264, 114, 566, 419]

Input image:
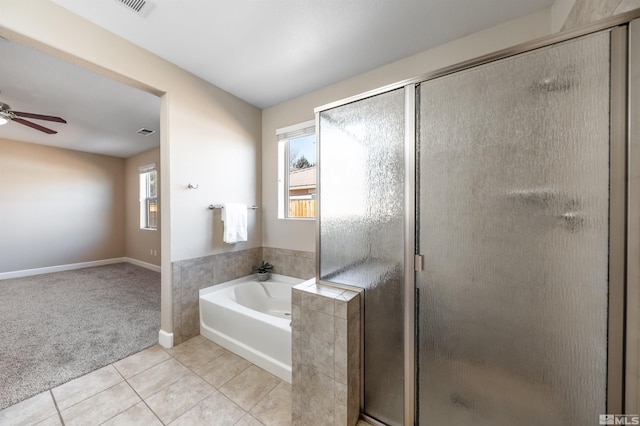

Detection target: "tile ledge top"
[293, 278, 362, 301]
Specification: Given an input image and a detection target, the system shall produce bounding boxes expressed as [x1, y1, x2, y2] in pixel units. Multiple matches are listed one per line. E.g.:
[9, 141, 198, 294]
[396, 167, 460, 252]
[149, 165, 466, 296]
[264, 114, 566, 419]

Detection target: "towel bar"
[209, 205, 259, 210]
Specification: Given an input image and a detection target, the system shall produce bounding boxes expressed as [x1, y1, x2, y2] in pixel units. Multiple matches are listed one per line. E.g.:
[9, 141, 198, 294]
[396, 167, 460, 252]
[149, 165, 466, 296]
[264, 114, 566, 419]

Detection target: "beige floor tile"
[179, 335, 207, 345]
[113, 345, 171, 378]
[127, 357, 190, 399]
[198, 338, 230, 353]
[1, 337, 300, 426]
[102, 401, 163, 426]
[250, 382, 292, 426]
[163, 335, 205, 355]
[167, 336, 227, 370]
[52, 364, 123, 410]
[219, 365, 281, 411]
[145, 373, 215, 424]
[194, 349, 252, 388]
[234, 413, 264, 425]
[60, 381, 140, 426]
[34, 414, 63, 425]
[0, 391, 58, 426]
[170, 390, 246, 426]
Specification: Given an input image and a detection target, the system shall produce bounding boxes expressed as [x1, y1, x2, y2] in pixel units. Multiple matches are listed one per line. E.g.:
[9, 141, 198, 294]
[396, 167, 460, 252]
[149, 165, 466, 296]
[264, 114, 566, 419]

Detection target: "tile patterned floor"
[0, 336, 292, 426]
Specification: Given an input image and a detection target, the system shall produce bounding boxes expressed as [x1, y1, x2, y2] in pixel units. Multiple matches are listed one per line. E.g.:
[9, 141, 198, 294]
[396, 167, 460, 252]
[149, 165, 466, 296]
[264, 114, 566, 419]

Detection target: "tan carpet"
[0, 263, 160, 410]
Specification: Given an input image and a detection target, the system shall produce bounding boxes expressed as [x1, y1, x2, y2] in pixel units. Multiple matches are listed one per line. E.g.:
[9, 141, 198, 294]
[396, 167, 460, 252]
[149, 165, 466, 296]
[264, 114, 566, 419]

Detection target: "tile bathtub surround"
[171, 247, 262, 344]
[0, 335, 291, 426]
[292, 281, 361, 426]
[172, 247, 315, 345]
[262, 247, 316, 280]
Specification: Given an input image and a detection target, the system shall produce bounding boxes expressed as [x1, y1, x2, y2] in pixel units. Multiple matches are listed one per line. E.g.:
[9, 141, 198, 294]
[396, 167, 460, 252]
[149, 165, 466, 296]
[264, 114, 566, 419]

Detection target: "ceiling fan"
[0, 102, 66, 134]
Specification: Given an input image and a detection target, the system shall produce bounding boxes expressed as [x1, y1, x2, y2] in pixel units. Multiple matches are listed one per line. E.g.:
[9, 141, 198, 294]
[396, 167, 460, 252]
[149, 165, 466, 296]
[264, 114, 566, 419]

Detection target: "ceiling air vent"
[137, 128, 155, 136]
[117, 0, 147, 13]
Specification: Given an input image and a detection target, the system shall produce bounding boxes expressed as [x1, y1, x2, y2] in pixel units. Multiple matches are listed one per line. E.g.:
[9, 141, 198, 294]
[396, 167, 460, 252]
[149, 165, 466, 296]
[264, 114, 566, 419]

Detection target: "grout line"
[49, 390, 65, 426]
[123, 376, 165, 425]
[51, 368, 126, 413]
[214, 363, 252, 390]
[98, 368, 145, 424]
[61, 381, 129, 414]
[233, 413, 267, 426]
[181, 351, 227, 378]
[113, 365, 126, 381]
[114, 347, 173, 380]
[113, 351, 167, 424]
[246, 379, 281, 413]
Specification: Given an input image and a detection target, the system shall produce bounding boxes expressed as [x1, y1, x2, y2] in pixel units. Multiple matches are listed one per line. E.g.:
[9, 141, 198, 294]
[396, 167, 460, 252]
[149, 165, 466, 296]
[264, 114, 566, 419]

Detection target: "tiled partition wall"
[171, 247, 315, 345]
[292, 282, 361, 426]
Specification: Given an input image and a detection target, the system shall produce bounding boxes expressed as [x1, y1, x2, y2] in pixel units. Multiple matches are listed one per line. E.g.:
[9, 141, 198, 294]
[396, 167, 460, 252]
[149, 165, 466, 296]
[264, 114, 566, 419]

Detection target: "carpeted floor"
[0, 263, 161, 410]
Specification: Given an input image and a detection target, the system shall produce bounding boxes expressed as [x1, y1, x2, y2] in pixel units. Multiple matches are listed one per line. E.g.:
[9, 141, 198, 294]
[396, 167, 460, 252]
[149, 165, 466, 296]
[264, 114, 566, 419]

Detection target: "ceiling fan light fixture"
[0, 102, 13, 125]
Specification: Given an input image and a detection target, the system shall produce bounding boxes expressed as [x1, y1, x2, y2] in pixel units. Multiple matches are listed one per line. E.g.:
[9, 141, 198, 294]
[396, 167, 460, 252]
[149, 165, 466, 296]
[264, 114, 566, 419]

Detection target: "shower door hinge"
[414, 254, 424, 272]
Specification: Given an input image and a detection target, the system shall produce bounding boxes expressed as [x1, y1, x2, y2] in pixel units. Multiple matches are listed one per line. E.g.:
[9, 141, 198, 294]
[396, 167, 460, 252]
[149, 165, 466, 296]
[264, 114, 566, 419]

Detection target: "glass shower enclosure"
[318, 88, 407, 424]
[317, 19, 631, 426]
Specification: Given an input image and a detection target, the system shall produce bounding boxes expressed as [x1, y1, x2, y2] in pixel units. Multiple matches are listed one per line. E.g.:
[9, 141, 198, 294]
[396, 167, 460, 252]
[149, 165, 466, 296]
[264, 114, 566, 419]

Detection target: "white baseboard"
[125, 257, 161, 272]
[0, 258, 127, 280]
[0, 257, 161, 280]
[158, 329, 173, 348]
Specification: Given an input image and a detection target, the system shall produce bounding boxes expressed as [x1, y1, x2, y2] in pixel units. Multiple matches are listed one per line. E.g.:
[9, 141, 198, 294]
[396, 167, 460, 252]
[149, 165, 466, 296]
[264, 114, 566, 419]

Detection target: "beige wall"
[261, 8, 553, 252]
[551, 0, 576, 32]
[0, 0, 262, 336]
[0, 139, 125, 273]
[562, 0, 640, 30]
[125, 147, 161, 267]
[261, 1, 640, 253]
[0, 141, 162, 273]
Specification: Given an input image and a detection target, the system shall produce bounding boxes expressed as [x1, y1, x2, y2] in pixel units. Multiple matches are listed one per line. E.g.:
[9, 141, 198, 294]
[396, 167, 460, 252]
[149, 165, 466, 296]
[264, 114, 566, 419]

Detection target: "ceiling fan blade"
[13, 111, 67, 123]
[12, 117, 58, 134]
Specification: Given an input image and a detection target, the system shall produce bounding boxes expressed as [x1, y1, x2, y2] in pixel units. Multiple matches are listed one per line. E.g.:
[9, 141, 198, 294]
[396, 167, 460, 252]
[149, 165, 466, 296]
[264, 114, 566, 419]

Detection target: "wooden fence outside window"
[289, 199, 316, 218]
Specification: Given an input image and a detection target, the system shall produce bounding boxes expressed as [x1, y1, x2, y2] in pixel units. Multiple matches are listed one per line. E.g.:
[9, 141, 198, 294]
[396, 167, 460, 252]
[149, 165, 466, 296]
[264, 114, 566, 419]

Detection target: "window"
[139, 164, 157, 230]
[277, 120, 316, 219]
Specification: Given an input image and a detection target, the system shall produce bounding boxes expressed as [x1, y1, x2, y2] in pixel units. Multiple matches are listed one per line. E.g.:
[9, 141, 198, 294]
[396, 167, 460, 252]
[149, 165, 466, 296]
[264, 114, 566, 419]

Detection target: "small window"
[139, 164, 157, 230]
[277, 120, 316, 219]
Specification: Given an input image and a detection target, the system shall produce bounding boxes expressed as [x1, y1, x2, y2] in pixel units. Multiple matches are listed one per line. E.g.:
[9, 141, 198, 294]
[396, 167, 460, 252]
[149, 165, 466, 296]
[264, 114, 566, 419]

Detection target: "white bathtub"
[199, 274, 307, 383]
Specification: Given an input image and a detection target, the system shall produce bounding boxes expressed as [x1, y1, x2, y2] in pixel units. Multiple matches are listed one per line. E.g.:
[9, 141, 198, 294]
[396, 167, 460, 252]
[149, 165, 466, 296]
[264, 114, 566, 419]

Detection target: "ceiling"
[1, 0, 555, 158]
[49, 0, 555, 109]
[0, 36, 160, 158]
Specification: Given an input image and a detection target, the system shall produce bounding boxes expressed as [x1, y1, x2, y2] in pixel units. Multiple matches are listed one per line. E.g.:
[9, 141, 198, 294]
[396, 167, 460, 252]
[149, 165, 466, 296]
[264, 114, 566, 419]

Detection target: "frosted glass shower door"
[416, 32, 610, 425]
[318, 88, 405, 425]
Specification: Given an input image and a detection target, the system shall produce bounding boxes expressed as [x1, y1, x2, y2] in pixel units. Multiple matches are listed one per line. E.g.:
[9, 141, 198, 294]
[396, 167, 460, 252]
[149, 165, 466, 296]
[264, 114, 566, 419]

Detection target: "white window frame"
[276, 120, 316, 220]
[139, 163, 158, 230]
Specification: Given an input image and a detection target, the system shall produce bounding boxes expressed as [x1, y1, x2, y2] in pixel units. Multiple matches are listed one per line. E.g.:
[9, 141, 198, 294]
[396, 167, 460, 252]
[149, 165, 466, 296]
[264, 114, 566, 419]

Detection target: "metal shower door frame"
[609, 24, 627, 415]
[626, 18, 640, 413]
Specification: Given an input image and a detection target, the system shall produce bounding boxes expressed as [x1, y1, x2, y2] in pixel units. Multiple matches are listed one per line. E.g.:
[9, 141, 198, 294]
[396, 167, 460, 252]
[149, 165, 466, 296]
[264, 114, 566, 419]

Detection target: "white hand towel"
[222, 203, 248, 244]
